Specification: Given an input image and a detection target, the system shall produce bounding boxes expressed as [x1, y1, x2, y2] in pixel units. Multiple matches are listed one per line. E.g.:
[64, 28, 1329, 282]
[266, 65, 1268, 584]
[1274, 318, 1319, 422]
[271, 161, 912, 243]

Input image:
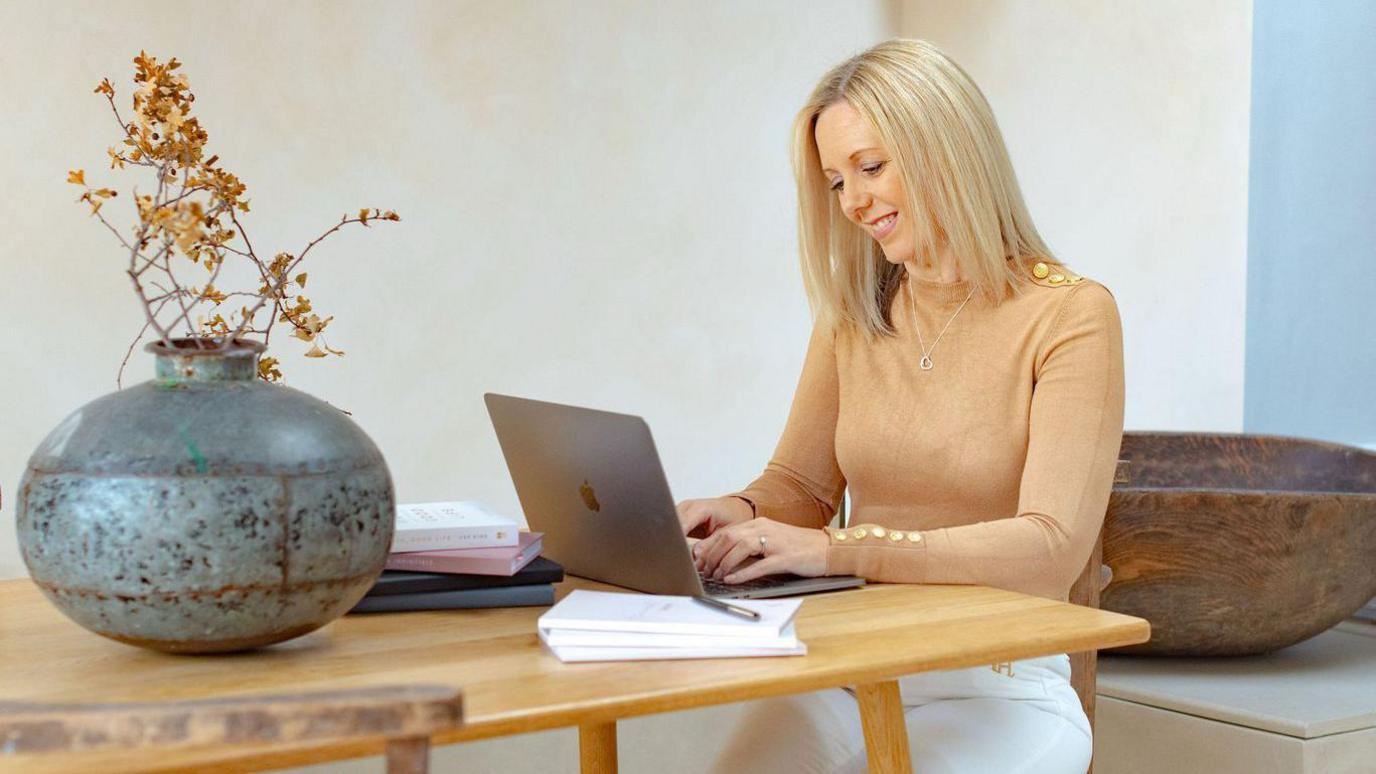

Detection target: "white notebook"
[542, 622, 801, 650]
[537, 590, 803, 638]
[538, 627, 807, 662]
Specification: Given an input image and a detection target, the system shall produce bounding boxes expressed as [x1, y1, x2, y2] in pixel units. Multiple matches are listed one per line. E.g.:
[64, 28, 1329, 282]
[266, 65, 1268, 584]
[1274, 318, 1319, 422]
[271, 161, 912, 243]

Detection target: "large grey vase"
[16, 339, 394, 653]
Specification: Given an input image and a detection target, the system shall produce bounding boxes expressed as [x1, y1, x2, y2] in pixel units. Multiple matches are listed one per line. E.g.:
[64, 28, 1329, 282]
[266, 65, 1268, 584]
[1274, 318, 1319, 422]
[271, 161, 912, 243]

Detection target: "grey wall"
[1245, 0, 1376, 447]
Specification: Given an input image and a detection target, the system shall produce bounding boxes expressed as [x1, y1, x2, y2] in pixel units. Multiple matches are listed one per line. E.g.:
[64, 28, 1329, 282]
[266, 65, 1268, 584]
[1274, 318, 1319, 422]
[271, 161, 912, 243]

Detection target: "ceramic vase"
[16, 339, 394, 653]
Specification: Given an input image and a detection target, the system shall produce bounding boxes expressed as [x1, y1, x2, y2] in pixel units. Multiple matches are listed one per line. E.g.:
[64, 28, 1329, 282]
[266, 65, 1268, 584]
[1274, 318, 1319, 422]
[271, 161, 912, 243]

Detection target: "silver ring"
[758, 535, 768, 554]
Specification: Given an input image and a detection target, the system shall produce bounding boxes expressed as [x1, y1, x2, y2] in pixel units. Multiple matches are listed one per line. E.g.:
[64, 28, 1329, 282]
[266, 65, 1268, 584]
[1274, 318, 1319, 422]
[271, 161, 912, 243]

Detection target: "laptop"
[484, 393, 865, 599]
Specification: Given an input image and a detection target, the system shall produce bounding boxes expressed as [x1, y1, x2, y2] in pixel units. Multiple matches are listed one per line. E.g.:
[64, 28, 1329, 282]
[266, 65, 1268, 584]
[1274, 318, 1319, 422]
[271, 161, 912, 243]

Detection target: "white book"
[537, 590, 803, 639]
[541, 622, 800, 650]
[390, 501, 519, 553]
[538, 628, 807, 663]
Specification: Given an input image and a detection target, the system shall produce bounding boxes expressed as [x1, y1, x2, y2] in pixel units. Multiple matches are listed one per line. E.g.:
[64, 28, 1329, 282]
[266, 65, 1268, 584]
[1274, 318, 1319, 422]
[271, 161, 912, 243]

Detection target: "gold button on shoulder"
[907, 531, 922, 543]
[852, 527, 869, 540]
[888, 531, 903, 543]
[871, 526, 887, 539]
[1049, 273, 1065, 284]
[1032, 262, 1050, 279]
[833, 530, 848, 542]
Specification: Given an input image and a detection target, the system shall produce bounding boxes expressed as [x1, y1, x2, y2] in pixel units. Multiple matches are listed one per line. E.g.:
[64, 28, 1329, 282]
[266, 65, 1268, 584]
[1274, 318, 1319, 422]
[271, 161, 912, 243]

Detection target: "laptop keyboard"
[699, 572, 792, 596]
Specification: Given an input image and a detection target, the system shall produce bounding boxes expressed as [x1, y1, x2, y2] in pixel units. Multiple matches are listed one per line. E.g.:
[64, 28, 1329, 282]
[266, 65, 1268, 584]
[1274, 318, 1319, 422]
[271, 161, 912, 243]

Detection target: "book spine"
[350, 584, 555, 613]
[366, 567, 564, 597]
[384, 537, 544, 576]
[391, 524, 517, 553]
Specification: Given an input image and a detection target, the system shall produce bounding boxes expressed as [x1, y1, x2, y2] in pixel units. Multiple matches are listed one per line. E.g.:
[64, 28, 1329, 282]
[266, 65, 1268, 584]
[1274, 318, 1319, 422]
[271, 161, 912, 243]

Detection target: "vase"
[16, 338, 394, 653]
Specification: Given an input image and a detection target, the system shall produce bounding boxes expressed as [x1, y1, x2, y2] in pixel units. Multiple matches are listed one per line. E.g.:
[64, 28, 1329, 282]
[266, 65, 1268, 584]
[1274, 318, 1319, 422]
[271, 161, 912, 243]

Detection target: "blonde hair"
[792, 39, 1056, 336]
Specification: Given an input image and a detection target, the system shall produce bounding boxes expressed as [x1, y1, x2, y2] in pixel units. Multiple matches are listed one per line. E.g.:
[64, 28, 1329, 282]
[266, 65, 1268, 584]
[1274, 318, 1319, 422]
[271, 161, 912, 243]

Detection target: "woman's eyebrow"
[822, 148, 885, 176]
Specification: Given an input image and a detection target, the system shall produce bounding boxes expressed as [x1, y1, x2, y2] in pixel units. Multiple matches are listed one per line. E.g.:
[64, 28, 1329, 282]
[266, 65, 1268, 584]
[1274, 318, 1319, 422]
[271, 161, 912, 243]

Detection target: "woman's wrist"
[725, 496, 756, 523]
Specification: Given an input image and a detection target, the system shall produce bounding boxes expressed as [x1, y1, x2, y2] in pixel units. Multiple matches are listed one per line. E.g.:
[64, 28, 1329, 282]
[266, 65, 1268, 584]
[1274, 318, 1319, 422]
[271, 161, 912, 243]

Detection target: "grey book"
[349, 583, 555, 613]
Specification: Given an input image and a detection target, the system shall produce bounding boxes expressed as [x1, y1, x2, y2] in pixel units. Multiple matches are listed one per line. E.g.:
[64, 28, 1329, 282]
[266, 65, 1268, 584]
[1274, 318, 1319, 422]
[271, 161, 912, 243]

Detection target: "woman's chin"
[876, 245, 912, 265]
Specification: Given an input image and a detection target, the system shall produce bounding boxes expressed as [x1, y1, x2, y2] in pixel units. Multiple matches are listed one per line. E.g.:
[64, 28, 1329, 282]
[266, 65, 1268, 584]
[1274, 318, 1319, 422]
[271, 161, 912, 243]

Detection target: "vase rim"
[144, 337, 266, 357]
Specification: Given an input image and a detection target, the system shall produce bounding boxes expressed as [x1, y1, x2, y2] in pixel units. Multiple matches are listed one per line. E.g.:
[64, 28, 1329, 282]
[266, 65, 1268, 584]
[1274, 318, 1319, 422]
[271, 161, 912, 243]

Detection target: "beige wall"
[0, 2, 1260, 771]
[0, 0, 893, 581]
[899, 0, 1255, 432]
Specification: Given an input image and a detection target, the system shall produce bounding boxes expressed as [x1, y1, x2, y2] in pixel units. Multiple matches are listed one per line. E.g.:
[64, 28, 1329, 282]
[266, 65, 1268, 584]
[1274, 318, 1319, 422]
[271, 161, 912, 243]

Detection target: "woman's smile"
[869, 211, 899, 240]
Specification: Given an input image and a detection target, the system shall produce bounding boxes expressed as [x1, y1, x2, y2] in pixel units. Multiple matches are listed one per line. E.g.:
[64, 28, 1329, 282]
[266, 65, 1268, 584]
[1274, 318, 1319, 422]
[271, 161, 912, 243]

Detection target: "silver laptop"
[484, 393, 865, 599]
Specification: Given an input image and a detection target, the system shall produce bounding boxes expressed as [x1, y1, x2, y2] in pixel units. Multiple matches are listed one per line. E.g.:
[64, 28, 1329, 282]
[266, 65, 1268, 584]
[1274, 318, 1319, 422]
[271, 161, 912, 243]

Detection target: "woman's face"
[814, 100, 913, 264]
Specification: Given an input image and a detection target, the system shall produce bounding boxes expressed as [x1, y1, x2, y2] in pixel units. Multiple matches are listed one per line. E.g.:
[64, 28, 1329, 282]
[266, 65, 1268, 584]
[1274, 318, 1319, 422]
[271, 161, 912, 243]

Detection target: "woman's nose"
[839, 182, 870, 222]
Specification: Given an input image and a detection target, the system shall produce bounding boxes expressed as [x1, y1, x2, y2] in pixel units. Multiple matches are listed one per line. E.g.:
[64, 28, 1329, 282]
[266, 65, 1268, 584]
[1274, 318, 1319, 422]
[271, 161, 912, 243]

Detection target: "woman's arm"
[726, 319, 847, 529]
[821, 282, 1124, 599]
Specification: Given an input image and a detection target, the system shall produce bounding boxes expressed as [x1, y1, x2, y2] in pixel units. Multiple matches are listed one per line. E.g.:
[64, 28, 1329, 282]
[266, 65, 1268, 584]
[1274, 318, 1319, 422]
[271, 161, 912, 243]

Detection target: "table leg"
[384, 736, 430, 774]
[579, 721, 618, 774]
[855, 679, 912, 774]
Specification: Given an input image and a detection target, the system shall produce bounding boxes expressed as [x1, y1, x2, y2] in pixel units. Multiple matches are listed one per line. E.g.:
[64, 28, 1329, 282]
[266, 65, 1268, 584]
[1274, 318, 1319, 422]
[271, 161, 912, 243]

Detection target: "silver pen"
[692, 595, 761, 621]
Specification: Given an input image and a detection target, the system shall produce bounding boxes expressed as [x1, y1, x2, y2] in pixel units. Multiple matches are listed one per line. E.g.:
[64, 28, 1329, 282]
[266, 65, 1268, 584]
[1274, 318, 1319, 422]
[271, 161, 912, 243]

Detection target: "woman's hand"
[692, 517, 829, 584]
[676, 496, 753, 538]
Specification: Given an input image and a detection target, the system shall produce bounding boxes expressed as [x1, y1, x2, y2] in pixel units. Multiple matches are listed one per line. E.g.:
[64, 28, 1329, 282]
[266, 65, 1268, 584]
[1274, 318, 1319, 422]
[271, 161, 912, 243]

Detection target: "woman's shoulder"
[1019, 260, 1117, 307]
[1000, 260, 1121, 343]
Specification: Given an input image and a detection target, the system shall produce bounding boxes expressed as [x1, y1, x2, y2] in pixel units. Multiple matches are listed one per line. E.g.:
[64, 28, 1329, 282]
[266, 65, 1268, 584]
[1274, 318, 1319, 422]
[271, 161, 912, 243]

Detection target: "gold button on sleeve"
[907, 531, 922, 543]
[834, 531, 848, 542]
[852, 527, 869, 539]
[871, 526, 886, 539]
[888, 531, 903, 543]
[1049, 273, 1065, 284]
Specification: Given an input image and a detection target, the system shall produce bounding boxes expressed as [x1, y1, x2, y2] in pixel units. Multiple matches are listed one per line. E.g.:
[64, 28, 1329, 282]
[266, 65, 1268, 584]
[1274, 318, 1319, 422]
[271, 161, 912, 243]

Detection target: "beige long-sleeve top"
[730, 264, 1125, 601]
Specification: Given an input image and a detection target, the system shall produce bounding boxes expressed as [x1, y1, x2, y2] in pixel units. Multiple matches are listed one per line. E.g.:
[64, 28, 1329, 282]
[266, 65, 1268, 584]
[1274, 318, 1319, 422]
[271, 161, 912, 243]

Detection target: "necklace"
[905, 275, 976, 371]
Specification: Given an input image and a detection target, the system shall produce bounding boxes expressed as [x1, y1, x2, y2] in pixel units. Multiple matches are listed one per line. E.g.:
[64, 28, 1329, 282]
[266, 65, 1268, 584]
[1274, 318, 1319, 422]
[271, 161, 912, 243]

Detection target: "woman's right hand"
[676, 496, 753, 539]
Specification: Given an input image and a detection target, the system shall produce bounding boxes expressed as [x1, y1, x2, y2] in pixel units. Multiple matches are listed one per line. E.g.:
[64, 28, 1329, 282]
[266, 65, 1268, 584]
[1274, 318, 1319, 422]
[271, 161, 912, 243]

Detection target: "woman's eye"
[830, 162, 883, 192]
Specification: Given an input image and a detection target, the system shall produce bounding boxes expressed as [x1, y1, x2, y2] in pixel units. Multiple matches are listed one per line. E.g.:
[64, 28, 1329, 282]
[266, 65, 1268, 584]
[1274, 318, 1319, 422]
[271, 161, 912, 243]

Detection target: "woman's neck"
[903, 245, 963, 284]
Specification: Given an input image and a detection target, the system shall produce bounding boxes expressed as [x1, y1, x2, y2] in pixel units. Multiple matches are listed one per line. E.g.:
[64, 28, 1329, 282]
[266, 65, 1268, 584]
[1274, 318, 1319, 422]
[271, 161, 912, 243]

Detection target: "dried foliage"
[70, 52, 399, 385]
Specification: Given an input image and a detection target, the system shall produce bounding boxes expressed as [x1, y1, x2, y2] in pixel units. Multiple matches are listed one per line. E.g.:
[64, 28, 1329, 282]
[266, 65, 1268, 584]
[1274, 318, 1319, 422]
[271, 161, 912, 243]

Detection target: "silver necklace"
[906, 276, 976, 371]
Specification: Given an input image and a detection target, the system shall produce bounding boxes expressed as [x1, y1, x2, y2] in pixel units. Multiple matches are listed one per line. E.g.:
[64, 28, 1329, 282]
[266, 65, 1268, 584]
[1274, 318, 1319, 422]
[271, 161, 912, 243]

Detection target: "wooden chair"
[1069, 526, 1108, 773]
[0, 684, 462, 773]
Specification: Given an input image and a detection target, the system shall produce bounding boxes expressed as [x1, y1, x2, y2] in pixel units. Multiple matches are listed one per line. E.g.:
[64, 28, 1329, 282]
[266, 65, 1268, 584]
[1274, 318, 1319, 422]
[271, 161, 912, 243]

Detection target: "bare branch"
[117, 294, 176, 387]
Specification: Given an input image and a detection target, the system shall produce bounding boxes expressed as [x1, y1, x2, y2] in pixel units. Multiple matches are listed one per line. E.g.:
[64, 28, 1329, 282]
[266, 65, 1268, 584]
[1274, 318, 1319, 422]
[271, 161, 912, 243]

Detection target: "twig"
[117, 294, 176, 387]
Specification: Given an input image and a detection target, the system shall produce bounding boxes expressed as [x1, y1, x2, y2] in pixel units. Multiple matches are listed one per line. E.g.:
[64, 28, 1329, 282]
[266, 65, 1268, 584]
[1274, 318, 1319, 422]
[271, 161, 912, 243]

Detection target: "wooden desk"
[0, 576, 1148, 773]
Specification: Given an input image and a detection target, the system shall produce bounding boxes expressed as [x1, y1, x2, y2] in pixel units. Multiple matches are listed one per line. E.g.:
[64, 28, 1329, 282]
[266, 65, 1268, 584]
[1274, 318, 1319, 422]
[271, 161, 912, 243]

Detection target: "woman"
[677, 39, 1123, 773]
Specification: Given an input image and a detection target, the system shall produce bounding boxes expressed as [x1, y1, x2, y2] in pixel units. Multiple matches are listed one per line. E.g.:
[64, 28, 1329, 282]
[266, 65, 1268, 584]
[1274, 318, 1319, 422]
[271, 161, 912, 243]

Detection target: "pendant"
[919, 355, 934, 370]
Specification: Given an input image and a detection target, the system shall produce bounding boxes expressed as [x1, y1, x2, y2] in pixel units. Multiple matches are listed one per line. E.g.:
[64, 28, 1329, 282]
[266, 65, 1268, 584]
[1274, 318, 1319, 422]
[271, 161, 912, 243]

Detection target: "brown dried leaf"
[303, 344, 326, 358]
[258, 356, 282, 382]
[67, 169, 86, 185]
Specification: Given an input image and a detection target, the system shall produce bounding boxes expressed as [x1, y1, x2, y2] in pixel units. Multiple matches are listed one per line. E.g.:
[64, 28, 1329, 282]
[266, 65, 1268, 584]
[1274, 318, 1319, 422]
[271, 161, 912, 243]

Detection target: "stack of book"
[351, 501, 562, 613]
[537, 590, 806, 662]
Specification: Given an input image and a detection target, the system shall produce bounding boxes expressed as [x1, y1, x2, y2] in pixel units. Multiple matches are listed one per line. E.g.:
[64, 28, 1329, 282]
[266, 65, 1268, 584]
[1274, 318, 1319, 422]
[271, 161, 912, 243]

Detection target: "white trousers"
[709, 654, 1092, 774]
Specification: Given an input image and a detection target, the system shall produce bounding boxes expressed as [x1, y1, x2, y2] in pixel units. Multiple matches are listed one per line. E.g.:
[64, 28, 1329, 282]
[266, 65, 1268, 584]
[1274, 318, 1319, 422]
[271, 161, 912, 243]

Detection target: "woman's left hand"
[692, 517, 829, 584]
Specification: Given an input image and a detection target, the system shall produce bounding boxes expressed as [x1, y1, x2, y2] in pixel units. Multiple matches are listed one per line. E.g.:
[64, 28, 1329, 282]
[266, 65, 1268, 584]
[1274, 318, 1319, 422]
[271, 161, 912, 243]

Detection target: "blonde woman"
[677, 39, 1123, 773]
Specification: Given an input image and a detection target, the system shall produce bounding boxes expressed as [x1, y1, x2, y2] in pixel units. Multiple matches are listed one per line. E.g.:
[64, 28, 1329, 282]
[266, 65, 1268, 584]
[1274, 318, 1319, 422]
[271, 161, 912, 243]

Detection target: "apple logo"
[579, 480, 601, 512]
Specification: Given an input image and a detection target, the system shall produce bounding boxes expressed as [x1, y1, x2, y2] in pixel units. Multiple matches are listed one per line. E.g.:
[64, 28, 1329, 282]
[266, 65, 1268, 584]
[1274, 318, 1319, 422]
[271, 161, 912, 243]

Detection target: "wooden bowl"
[1102, 432, 1376, 656]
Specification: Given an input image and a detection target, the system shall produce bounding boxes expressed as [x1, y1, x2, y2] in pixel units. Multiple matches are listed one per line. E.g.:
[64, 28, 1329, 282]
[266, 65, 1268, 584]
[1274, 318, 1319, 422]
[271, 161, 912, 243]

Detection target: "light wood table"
[0, 576, 1148, 773]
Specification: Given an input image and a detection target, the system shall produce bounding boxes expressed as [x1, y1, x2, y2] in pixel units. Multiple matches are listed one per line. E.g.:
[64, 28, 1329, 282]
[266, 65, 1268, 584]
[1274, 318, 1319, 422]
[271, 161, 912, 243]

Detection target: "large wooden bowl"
[1101, 432, 1376, 656]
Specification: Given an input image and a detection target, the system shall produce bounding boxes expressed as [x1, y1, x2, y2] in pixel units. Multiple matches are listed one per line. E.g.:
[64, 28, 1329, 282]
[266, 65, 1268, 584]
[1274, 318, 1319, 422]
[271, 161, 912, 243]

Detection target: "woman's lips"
[870, 212, 898, 240]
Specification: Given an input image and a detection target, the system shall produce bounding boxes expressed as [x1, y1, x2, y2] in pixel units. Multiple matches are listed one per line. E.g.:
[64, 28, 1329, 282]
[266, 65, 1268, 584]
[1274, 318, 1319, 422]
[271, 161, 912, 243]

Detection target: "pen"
[692, 595, 761, 621]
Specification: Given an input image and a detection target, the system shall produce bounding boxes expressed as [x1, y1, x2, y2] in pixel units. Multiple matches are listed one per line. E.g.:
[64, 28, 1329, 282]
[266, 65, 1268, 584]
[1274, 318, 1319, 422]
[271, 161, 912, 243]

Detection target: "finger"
[713, 540, 759, 580]
[725, 555, 788, 585]
[676, 502, 703, 535]
[700, 524, 750, 577]
[692, 529, 721, 567]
